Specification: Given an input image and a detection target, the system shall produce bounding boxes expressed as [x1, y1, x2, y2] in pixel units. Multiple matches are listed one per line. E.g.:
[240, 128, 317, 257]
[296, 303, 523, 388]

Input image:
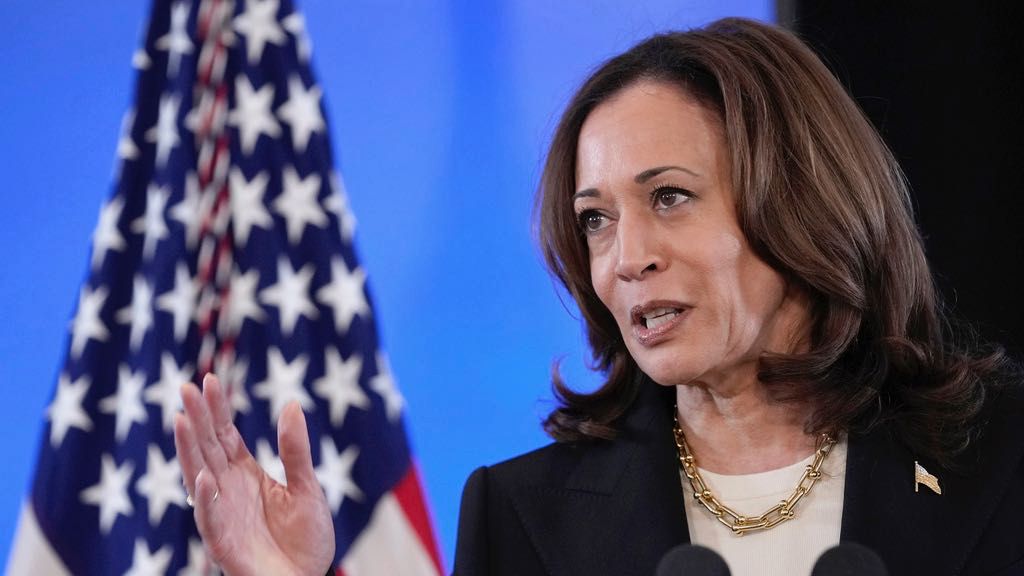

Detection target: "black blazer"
[453, 381, 1024, 575]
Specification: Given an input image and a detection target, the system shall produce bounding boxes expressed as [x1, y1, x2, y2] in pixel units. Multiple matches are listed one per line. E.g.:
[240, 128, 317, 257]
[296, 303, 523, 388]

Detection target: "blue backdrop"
[0, 0, 771, 569]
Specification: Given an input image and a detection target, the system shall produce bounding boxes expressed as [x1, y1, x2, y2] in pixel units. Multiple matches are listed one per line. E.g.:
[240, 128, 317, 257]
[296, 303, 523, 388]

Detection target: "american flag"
[8, 0, 443, 574]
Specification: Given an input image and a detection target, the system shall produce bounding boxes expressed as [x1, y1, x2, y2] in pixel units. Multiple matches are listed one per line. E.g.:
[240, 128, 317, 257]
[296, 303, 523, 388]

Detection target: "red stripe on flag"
[393, 463, 445, 575]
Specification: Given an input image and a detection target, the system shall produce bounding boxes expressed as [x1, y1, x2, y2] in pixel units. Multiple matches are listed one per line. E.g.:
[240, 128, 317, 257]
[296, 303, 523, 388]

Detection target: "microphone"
[811, 542, 888, 576]
[655, 544, 731, 576]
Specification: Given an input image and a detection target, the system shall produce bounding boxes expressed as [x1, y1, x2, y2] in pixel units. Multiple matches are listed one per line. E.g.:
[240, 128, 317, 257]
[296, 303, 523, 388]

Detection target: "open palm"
[174, 374, 335, 576]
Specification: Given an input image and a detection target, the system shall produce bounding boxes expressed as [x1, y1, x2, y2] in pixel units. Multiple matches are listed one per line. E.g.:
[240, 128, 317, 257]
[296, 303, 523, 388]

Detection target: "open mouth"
[630, 303, 688, 346]
[641, 307, 682, 329]
[630, 303, 688, 347]
[631, 302, 689, 329]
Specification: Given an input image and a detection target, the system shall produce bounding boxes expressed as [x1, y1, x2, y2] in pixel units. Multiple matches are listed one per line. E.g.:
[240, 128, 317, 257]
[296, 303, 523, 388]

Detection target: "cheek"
[737, 254, 787, 311]
[727, 258, 789, 348]
[698, 232, 748, 311]
[704, 229, 744, 270]
[589, 254, 627, 327]
[700, 233, 783, 336]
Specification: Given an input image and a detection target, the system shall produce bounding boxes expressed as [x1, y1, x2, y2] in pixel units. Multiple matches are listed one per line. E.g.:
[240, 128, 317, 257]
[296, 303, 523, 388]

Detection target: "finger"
[194, 467, 220, 505]
[174, 410, 203, 498]
[191, 467, 222, 544]
[202, 373, 253, 465]
[278, 401, 319, 492]
[181, 379, 230, 478]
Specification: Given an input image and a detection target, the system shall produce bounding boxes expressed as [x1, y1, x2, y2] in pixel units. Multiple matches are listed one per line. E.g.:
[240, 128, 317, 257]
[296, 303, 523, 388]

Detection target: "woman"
[175, 17, 1024, 576]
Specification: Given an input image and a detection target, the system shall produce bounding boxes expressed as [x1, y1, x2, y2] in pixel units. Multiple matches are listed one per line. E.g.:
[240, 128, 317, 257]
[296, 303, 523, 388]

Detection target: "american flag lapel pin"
[914, 461, 942, 495]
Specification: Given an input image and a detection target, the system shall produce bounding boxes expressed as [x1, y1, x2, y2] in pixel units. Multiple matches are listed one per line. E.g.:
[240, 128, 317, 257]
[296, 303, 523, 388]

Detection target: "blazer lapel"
[509, 381, 689, 576]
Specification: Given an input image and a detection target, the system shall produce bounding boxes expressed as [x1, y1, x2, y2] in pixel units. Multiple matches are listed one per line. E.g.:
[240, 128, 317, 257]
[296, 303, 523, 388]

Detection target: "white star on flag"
[229, 76, 281, 155]
[79, 454, 134, 534]
[156, 262, 197, 342]
[124, 538, 173, 576]
[315, 438, 363, 513]
[260, 257, 317, 335]
[155, 1, 194, 78]
[46, 373, 93, 448]
[222, 267, 265, 334]
[91, 197, 127, 270]
[215, 351, 252, 416]
[144, 352, 192, 432]
[132, 48, 151, 70]
[282, 11, 312, 62]
[117, 110, 140, 161]
[135, 445, 187, 526]
[99, 364, 148, 442]
[313, 348, 368, 427]
[277, 75, 324, 152]
[233, 0, 286, 65]
[274, 165, 326, 244]
[145, 94, 182, 167]
[131, 184, 171, 259]
[115, 275, 154, 351]
[252, 347, 312, 421]
[69, 285, 110, 359]
[325, 172, 356, 241]
[255, 438, 286, 485]
[228, 168, 273, 246]
[169, 172, 203, 250]
[316, 257, 369, 334]
[370, 352, 405, 423]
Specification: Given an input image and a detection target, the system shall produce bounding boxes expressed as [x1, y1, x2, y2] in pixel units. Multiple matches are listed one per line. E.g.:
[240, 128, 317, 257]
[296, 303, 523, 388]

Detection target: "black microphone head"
[655, 544, 731, 576]
[811, 542, 888, 576]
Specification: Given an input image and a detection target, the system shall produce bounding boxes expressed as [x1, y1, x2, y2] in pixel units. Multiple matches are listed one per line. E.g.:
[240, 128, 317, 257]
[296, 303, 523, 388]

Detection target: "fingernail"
[203, 373, 213, 387]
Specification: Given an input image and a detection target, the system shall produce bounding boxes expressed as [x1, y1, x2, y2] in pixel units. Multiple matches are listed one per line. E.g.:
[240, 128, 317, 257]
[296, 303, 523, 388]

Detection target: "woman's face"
[574, 80, 810, 390]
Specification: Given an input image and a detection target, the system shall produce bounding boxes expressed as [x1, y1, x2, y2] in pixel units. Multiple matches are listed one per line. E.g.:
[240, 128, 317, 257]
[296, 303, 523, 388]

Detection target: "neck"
[674, 378, 817, 475]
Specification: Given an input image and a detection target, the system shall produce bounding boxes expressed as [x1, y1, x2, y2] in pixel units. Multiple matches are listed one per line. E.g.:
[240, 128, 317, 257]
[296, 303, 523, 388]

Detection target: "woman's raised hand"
[174, 374, 335, 576]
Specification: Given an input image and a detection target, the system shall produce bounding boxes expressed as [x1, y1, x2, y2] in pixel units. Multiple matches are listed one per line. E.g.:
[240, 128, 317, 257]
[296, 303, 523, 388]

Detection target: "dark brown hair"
[537, 17, 1018, 466]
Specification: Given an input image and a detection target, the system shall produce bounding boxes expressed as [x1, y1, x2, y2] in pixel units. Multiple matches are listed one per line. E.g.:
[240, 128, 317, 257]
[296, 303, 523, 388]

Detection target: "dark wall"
[790, 2, 1024, 352]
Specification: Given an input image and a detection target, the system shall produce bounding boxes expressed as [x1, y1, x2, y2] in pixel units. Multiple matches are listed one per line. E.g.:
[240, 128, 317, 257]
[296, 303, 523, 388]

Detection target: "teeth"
[645, 310, 679, 329]
[643, 307, 677, 321]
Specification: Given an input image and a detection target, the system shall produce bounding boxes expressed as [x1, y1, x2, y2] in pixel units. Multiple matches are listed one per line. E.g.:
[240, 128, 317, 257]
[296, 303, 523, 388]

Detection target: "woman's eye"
[653, 187, 690, 209]
[577, 210, 608, 232]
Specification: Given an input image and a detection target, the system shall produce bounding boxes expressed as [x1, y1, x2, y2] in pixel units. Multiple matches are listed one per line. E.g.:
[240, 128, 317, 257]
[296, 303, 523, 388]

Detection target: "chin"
[622, 323, 715, 385]
[632, 351, 705, 388]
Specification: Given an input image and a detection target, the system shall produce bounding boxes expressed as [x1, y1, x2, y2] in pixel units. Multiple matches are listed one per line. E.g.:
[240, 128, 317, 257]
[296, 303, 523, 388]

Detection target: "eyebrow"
[572, 165, 702, 202]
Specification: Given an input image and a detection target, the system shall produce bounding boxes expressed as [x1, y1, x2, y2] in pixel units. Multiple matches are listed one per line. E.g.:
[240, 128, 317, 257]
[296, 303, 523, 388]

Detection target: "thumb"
[278, 401, 319, 492]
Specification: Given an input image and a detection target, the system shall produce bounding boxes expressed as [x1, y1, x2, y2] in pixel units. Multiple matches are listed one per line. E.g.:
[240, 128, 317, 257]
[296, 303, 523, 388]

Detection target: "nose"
[613, 215, 665, 281]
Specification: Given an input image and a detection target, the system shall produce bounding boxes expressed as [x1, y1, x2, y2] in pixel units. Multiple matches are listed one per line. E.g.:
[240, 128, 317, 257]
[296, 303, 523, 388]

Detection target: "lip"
[630, 300, 690, 347]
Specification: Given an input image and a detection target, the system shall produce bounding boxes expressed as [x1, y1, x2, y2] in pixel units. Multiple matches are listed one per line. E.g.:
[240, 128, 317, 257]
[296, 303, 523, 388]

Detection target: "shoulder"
[456, 441, 578, 528]
[453, 440, 610, 576]
[958, 380, 1024, 503]
[457, 437, 618, 530]
[472, 380, 677, 493]
[453, 381, 679, 576]
[476, 440, 594, 490]
[957, 381, 1024, 573]
[973, 379, 1024, 456]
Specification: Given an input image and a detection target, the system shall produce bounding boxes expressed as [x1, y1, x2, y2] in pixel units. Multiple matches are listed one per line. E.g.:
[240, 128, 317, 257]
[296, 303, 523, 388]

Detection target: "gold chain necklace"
[672, 411, 836, 536]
